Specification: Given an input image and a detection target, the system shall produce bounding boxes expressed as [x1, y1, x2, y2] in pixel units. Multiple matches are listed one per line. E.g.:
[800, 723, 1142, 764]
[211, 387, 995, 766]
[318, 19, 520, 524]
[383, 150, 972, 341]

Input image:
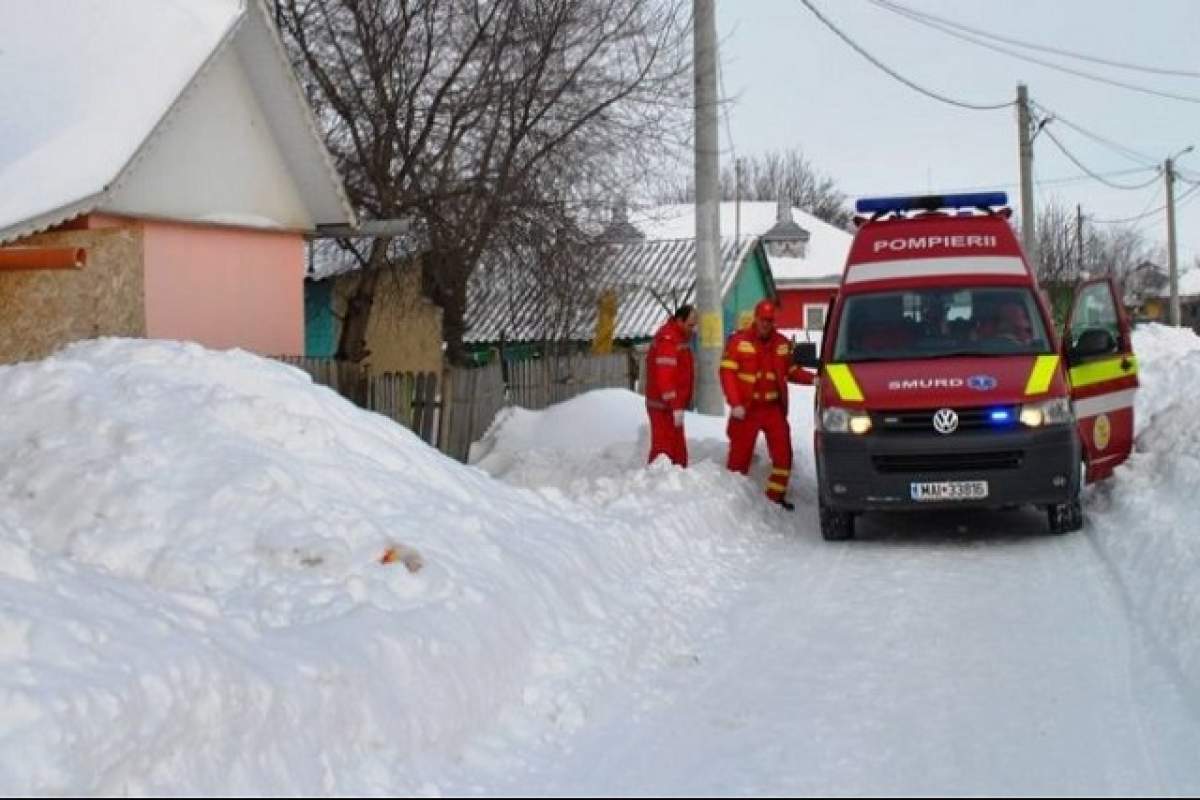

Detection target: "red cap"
[754, 300, 776, 320]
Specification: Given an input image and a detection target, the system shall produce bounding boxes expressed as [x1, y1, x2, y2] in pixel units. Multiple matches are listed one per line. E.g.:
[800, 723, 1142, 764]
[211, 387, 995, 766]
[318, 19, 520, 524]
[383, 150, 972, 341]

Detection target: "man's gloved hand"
[731, 405, 746, 420]
[673, 409, 685, 427]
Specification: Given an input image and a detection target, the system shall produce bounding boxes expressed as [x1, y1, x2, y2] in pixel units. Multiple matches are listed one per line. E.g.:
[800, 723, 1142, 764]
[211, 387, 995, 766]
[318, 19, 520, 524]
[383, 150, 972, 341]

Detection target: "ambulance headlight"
[822, 407, 873, 435]
[1020, 397, 1073, 428]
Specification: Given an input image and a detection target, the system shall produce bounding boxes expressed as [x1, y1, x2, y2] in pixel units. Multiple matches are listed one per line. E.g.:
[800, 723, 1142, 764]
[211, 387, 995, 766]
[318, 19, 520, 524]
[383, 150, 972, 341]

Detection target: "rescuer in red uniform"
[720, 300, 811, 509]
[645, 304, 697, 466]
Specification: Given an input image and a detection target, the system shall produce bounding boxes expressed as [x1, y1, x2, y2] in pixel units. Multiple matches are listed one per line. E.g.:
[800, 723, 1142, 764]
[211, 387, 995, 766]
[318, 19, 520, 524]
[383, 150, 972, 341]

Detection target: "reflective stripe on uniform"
[737, 341, 756, 354]
[776, 345, 790, 356]
[765, 372, 776, 380]
[1023, 354, 1060, 396]
[655, 356, 677, 366]
[1070, 355, 1138, 389]
[825, 363, 865, 402]
[662, 390, 677, 400]
[721, 359, 739, 369]
[767, 481, 788, 493]
[771, 468, 791, 477]
[764, 391, 780, 401]
[738, 373, 756, 383]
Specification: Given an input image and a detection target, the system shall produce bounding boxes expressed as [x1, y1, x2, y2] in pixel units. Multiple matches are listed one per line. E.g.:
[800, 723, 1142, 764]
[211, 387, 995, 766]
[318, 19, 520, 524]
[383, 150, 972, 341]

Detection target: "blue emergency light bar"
[855, 192, 1009, 215]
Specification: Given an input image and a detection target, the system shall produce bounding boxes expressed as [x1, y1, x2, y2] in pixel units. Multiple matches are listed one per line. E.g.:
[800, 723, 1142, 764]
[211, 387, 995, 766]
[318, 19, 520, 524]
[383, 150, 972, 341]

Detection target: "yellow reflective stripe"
[1024, 355, 1061, 396]
[1070, 355, 1138, 389]
[767, 481, 788, 492]
[738, 373, 756, 383]
[825, 363, 864, 402]
[764, 391, 780, 400]
[737, 342, 756, 353]
[771, 468, 791, 476]
[720, 359, 738, 370]
[765, 372, 777, 380]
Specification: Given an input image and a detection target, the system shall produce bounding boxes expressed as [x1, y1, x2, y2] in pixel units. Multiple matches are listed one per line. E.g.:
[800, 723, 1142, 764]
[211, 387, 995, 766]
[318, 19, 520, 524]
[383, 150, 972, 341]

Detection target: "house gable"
[104, 45, 312, 230]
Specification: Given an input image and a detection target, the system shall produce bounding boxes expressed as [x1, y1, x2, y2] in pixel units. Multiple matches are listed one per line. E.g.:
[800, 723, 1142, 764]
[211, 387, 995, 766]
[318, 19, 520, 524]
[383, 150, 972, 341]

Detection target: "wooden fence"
[276, 350, 636, 462]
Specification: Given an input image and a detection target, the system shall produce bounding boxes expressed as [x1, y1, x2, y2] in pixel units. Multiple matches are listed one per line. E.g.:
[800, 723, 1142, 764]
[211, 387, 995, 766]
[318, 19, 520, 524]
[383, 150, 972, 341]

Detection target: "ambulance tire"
[1046, 497, 1083, 535]
[819, 499, 856, 541]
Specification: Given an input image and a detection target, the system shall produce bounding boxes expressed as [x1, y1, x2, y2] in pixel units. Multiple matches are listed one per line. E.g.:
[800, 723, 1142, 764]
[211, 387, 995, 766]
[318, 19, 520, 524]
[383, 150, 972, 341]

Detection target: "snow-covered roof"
[0, 0, 354, 245]
[464, 237, 758, 343]
[631, 202, 852, 286]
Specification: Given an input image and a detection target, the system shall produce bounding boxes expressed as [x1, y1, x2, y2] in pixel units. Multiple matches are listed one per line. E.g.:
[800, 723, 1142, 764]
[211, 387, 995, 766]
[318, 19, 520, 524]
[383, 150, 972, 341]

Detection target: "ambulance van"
[795, 192, 1139, 540]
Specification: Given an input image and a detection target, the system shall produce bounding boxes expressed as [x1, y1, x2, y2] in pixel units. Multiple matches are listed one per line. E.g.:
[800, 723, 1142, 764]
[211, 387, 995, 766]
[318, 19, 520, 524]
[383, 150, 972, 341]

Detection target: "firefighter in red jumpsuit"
[645, 304, 697, 466]
[721, 300, 812, 509]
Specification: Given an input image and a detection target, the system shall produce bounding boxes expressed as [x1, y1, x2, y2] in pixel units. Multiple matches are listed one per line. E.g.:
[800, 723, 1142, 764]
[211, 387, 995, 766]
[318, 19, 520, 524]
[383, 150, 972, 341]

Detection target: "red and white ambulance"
[794, 192, 1139, 540]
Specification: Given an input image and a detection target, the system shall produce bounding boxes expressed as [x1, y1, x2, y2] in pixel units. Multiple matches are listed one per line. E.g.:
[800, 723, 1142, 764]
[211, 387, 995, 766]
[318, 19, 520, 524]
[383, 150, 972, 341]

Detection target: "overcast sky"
[715, 0, 1200, 272]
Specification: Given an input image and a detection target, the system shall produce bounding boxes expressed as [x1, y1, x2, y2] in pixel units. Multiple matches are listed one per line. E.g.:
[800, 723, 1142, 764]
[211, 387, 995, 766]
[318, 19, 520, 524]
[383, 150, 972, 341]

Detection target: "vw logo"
[967, 374, 998, 391]
[933, 408, 959, 435]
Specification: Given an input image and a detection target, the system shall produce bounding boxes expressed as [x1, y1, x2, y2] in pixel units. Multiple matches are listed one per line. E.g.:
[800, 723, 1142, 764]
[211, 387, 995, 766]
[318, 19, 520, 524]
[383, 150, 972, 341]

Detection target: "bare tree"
[1032, 200, 1157, 288]
[275, 0, 690, 365]
[656, 148, 852, 229]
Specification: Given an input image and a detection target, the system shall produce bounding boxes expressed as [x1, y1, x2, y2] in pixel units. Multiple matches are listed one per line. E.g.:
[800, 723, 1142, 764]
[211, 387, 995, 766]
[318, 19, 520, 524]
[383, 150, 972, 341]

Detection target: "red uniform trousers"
[726, 403, 793, 502]
[648, 407, 688, 467]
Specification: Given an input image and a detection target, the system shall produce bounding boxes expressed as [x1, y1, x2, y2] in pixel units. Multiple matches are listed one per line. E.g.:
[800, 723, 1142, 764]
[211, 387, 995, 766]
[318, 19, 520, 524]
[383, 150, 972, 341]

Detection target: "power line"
[867, 0, 1200, 80]
[866, 0, 1200, 106]
[1091, 182, 1200, 225]
[854, 166, 1158, 197]
[1029, 102, 1160, 167]
[796, 0, 1013, 112]
[1040, 126, 1162, 190]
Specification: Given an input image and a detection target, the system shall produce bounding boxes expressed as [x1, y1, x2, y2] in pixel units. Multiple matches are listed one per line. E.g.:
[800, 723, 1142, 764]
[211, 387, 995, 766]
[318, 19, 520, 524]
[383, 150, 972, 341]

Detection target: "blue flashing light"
[989, 409, 1013, 424]
[855, 192, 1009, 215]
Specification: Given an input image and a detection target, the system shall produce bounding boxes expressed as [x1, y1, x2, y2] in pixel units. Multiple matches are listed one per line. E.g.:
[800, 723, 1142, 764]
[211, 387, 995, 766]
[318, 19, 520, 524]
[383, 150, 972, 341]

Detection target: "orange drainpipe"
[0, 247, 87, 271]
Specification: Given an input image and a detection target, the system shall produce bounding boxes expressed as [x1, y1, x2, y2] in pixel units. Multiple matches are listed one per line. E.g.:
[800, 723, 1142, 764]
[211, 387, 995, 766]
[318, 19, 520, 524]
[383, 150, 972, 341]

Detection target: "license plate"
[910, 480, 989, 502]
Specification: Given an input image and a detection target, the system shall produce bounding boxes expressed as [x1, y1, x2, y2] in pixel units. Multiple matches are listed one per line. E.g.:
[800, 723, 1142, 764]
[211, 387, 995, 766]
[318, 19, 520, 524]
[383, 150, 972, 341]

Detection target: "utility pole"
[1016, 83, 1038, 274]
[693, 0, 723, 414]
[1164, 146, 1193, 326]
[1166, 156, 1181, 326]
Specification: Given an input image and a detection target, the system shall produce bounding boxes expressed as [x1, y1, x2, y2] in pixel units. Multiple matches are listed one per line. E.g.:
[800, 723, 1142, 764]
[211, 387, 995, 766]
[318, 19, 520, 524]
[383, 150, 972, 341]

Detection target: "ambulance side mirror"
[793, 342, 820, 369]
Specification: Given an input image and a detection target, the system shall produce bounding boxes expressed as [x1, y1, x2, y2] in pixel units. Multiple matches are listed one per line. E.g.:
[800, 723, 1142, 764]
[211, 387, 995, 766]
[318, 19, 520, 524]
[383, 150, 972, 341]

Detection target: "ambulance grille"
[872, 451, 1025, 473]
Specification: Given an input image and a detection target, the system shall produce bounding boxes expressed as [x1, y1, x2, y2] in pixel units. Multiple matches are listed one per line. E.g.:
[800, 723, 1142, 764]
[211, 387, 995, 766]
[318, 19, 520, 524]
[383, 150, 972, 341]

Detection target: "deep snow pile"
[1087, 324, 1200, 693]
[0, 339, 785, 795]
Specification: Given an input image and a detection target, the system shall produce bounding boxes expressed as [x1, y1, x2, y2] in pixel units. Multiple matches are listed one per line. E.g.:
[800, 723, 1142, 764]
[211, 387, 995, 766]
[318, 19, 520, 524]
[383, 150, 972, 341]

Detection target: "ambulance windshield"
[832, 287, 1052, 362]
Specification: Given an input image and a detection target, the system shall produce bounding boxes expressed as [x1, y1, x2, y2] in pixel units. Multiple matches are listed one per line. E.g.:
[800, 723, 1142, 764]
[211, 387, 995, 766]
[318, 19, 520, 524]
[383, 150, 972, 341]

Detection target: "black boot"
[776, 498, 795, 512]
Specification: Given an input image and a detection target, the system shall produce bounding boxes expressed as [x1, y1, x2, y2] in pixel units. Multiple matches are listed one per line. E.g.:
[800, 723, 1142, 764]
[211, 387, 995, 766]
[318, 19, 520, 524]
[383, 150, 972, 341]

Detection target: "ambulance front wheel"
[1046, 497, 1083, 534]
[819, 498, 856, 541]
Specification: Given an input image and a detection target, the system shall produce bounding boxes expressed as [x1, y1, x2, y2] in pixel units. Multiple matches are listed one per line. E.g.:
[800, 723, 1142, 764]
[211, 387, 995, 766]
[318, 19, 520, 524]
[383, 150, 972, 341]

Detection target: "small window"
[804, 303, 826, 331]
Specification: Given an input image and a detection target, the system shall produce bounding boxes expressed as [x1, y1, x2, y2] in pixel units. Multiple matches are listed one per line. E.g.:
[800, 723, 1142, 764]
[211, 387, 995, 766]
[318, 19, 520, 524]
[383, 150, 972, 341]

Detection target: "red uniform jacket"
[646, 318, 695, 411]
[720, 329, 810, 413]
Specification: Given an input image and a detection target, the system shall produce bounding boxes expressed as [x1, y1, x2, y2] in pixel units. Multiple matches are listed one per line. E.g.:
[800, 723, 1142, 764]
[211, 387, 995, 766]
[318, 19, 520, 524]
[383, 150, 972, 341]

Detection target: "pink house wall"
[142, 220, 304, 355]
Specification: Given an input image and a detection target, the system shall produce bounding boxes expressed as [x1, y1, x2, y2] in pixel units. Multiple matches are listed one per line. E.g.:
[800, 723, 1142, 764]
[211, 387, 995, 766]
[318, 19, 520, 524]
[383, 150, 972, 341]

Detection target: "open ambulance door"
[1063, 278, 1139, 482]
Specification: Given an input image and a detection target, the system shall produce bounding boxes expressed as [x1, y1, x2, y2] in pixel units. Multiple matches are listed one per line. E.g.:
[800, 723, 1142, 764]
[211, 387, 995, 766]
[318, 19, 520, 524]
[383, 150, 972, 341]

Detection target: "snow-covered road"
[446, 507, 1200, 796]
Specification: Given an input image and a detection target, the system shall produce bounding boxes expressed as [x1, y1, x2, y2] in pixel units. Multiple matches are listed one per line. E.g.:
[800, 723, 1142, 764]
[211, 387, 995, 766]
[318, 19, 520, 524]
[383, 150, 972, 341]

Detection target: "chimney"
[597, 199, 644, 243]
[763, 194, 810, 259]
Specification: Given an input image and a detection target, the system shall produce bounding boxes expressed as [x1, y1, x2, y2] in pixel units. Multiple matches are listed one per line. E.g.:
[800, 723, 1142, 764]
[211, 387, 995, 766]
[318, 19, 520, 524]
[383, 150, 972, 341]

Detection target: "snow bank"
[0, 339, 784, 794]
[1087, 324, 1200, 695]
